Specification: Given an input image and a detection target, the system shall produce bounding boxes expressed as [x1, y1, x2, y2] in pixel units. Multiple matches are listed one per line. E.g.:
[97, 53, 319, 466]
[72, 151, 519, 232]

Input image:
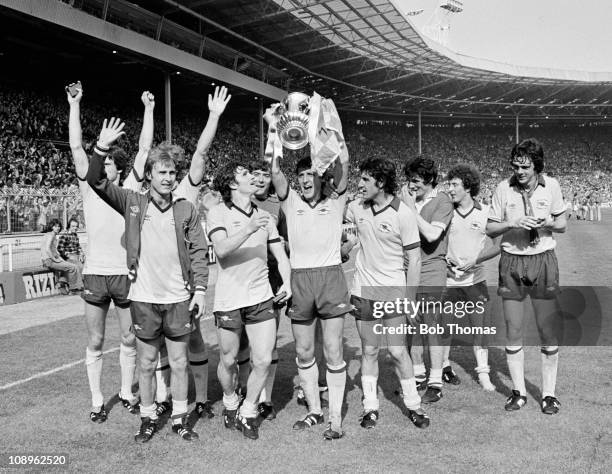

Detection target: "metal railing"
[0, 188, 84, 234]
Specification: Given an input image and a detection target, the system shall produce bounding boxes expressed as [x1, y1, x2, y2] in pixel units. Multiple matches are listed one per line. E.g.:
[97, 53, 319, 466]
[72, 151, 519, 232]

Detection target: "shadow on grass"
[450, 345, 542, 400]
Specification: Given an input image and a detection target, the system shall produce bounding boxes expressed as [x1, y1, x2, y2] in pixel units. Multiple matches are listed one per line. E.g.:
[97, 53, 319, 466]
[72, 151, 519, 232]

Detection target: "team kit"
[64, 84, 566, 442]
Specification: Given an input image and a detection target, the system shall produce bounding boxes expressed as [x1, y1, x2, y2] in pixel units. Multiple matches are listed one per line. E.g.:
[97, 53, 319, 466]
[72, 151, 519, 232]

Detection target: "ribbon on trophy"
[263, 104, 283, 162]
[307, 92, 349, 175]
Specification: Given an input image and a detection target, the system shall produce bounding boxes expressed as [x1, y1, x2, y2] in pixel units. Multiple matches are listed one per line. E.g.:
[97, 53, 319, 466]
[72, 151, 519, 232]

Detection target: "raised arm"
[271, 153, 289, 200]
[86, 118, 130, 215]
[335, 151, 350, 195]
[131, 91, 155, 180]
[66, 84, 88, 180]
[187, 86, 231, 185]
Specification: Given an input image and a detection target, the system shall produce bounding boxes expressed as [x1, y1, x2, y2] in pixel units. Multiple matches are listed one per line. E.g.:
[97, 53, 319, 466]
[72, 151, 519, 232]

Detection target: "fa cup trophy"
[264, 91, 348, 176]
[266, 92, 310, 150]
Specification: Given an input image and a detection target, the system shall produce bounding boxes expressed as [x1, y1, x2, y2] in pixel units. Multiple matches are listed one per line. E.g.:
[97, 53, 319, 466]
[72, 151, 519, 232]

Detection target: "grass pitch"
[0, 216, 611, 473]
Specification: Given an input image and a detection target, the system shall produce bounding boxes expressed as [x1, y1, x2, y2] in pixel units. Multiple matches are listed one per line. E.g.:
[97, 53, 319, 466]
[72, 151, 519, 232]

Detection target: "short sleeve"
[206, 205, 226, 241]
[122, 171, 143, 192]
[280, 187, 298, 213]
[330, 193, 347, 225]
[201, 191, 222, 215]
[430, 194, 453, 230]
[489, 182, 505, 222]
[344, 200, 356, 224]
[175, 174, 200, 206]
[549, 179, 565, 216]
[399, 204, 420, 250]
[265, 210, 280, 243]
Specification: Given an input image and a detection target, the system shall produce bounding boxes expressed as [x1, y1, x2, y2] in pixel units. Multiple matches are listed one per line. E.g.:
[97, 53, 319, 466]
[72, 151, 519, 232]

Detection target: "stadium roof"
[7, 0, 612, 119]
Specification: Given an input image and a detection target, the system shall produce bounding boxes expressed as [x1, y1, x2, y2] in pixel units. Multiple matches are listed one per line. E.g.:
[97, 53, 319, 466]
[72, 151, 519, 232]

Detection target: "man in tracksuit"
[87, 118, 208, 443]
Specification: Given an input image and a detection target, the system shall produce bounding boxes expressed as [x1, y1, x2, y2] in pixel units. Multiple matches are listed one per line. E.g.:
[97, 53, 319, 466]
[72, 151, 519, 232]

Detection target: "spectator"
[56, 216, 84, 293]
[40, 218, 78, 294]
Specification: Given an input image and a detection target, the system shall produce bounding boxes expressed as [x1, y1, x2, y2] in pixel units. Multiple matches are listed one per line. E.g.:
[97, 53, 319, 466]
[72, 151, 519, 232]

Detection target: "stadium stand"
[1, 80, 611, 235]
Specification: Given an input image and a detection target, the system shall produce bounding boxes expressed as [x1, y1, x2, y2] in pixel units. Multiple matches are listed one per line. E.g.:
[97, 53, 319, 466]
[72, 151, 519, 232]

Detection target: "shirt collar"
[146, 190, 183, 204]
[509, 174, 546, 189]
[301, 194, 326, 208]
[225, 200, 257, 217]
[225, 200, 257, 209]
[367, 196, 401, 215]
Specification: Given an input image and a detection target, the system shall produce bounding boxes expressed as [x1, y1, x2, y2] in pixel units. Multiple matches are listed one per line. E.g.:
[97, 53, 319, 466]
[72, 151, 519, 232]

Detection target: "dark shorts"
[130, 300, 194, 340]
[442, 282, 489, 330]
[412, 286, 446, 324]
[444, 281, 489, 304]
[82, 274, 131, 308]
[214, 298, 276, 330]
[288, 265, 351, 322]
[351, 295, 404, 322]
[419, 259, 447, 288]
[498, 250, 560, 301]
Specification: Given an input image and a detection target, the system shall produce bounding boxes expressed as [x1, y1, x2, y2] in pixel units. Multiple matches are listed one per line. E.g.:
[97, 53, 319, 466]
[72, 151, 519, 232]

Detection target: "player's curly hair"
[404, 157, 438, 187]
[213, 161, 245, 203]
[359, 157, 398, 195]
[447, 163, 481, 198]
[144, 142, 185, 180]
[510, 138, 544, 173]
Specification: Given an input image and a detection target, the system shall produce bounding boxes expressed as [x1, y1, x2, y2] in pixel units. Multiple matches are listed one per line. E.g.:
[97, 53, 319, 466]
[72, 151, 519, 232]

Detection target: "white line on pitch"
[0, 346, 120, 392]
[0, 314, 217, 392]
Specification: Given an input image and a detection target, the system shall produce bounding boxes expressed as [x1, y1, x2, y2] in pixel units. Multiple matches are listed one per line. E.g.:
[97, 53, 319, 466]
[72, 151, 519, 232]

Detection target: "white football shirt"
[280, 188, 345, 269]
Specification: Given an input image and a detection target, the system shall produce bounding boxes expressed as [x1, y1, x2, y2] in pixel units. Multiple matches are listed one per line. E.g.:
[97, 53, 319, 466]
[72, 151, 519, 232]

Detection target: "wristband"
[95, 142, 110, 153]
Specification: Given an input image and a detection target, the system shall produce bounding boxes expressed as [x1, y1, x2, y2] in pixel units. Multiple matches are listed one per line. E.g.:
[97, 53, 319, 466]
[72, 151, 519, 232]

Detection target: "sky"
[395, 0, 612, 73]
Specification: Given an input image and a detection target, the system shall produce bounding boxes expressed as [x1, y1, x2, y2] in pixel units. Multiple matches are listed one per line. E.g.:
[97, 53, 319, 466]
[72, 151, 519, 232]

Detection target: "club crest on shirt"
[318, 207, 331, 215]
[378, 222, 392, 233]
[536, 199, 549, 209]
[296, 209, 305, 216]
[470, 222, 481, 230]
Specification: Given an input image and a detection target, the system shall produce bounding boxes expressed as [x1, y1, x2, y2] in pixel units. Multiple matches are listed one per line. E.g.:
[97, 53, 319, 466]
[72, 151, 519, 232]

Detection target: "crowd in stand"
[1, 83, 611, 232]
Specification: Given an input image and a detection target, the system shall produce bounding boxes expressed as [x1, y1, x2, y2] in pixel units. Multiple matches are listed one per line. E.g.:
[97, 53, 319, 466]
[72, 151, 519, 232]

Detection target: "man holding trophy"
[267, 92, 351, 440]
